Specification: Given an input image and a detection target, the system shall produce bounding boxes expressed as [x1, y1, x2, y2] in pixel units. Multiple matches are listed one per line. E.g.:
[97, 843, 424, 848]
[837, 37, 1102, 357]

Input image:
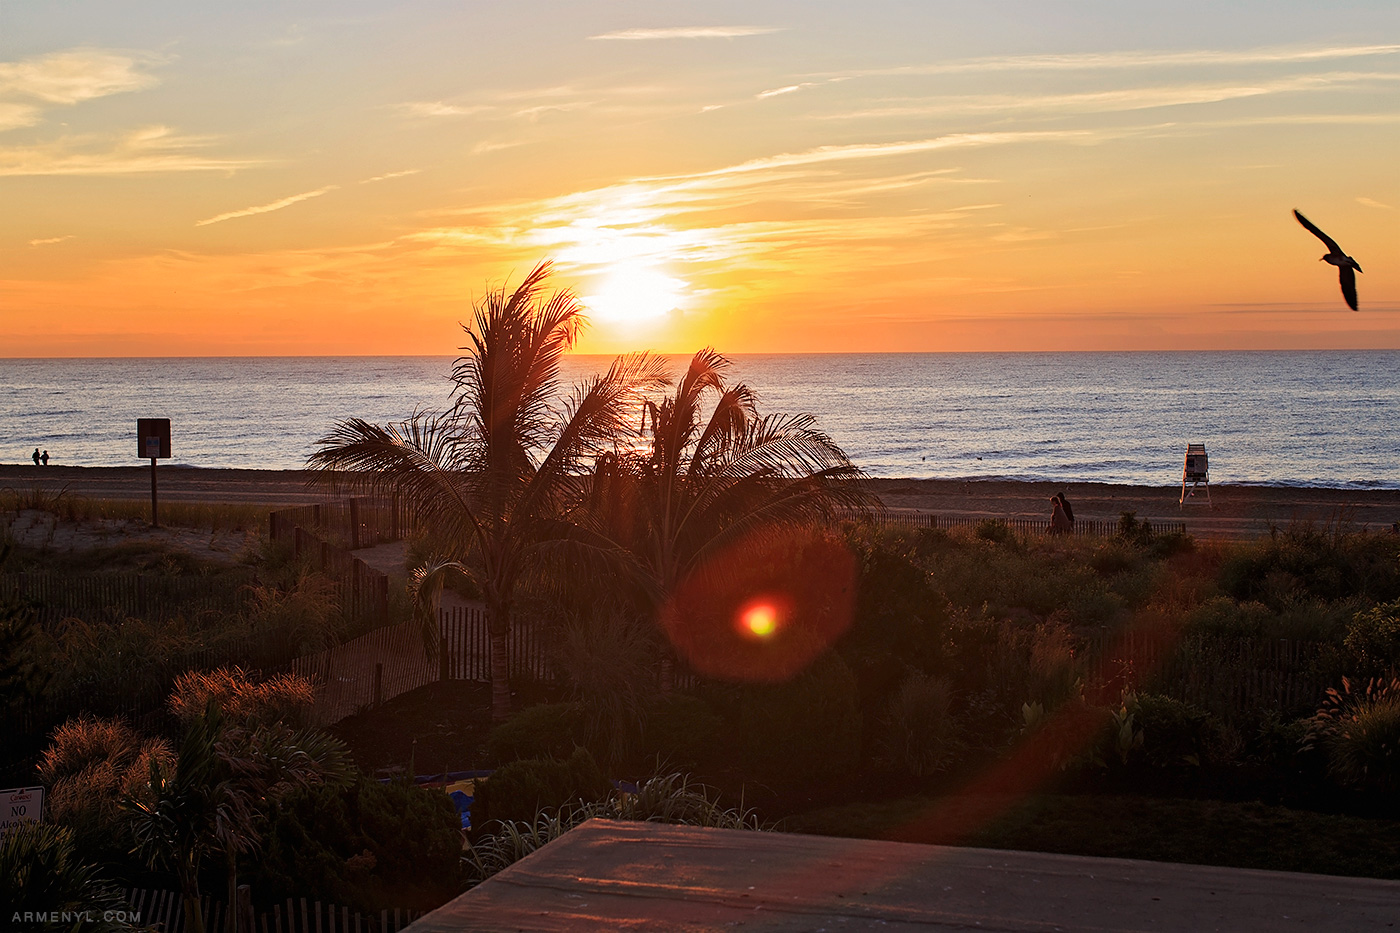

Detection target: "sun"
[581, 263, 686, 325]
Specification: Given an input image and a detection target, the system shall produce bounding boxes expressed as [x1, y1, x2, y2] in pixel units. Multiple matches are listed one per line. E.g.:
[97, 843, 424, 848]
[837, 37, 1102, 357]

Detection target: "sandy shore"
[4, 465, 1399, 539]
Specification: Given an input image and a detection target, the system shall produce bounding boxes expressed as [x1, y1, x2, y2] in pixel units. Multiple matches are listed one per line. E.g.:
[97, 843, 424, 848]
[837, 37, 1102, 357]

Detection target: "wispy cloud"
[401, 101, 492, 118]
[196, 185, 339, 226]
[29, 235, 74, 246]
[819, 72, 1400, 120]
[1357, 196, 1393, 210]
[589, 26, 781, 41]
[757, 83, 816, 100]
[360, 169, 419, 184]
[0, 48, 160, 105]
[823, 42, 1400, 80]
[0, 126, 258, 176]
[0, 102, 40, 132]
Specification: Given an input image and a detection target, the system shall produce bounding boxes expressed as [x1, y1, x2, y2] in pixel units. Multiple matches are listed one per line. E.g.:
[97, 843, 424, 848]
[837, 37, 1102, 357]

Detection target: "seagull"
[1294, 209, 1362, 311]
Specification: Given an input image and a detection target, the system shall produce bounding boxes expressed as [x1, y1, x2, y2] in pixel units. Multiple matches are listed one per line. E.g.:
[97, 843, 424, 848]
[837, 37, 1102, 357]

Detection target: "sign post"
[136, 419, 172, 527]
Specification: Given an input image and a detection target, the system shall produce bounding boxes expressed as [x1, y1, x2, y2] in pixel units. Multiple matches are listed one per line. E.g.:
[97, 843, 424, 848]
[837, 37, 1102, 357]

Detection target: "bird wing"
[1340, 265, 1358, 311]
[1294, 209, 1342, 253]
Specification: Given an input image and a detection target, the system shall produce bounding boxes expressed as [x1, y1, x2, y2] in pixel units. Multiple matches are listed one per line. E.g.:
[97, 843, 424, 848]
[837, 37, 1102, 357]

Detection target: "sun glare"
[738, 599, 782, 639]
[581, 263, 686, 324]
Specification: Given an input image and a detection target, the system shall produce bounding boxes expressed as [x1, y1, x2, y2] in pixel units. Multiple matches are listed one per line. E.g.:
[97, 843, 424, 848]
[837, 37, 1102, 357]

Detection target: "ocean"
[2, 352, 1397, 488]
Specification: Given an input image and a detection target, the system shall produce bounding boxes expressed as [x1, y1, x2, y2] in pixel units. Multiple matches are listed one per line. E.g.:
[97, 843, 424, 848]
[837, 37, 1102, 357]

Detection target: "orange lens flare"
[737, 599, 782, 639]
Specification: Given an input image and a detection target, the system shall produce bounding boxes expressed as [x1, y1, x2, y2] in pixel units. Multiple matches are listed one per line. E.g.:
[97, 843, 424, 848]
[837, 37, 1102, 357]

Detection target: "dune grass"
[1, 485, 273, 532]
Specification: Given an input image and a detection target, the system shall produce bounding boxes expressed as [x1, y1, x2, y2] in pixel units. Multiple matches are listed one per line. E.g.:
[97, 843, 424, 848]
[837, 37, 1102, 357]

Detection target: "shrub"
[552, 610, 659, 767]
[878, 673, 959, 777]
[471, 748, 610, 830]
[168, 667, 316, 728]
[975, 519, 1012, 544]
[1127, 693, 1215, 768]
[640, 694, 722, 771]
[713, 650, 862, 789]
[256, 776, 463, 913]
[1310, 677, 1400, 793]
[487, 703, 585, 763]
[0, 822, 131, 932]
[1344, 598, 1400, 676]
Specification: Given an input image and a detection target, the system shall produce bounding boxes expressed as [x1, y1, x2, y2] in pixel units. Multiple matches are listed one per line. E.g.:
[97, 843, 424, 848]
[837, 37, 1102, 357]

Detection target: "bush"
[1345, 599, 1400, 676]
[640, 694, 722, 771]
[256, 776, 463, 913]
[710, 650, 862, 789]
[487, 703, 585, 763]
[0, 822, 131, 932]
[975, 519, 1012, 544]
[1128, 693, 1215, 768]
[878, 673, 960, 777]
[471, 748, 610, 830]
[1311, 678, 1400, 793]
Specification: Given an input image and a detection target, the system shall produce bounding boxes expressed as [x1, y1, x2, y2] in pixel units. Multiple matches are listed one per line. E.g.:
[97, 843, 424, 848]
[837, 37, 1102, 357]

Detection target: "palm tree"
[309, 261, 666, 723]
[580, 348, 876, 684]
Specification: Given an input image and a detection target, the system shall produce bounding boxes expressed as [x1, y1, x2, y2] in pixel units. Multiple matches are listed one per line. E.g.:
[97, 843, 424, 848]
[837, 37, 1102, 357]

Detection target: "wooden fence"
[877, 512, 1187, 538]
[1084, 628, 1334, 719]
[269, 497, 414, 551]
[292, 605, 557, 726]
[124, 889, 423, 933]
[0, 571, 252, 625]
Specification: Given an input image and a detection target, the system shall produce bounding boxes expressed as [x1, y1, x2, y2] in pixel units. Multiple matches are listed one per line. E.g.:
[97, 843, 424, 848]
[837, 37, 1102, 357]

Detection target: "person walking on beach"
[1050, 495, 1073, 535]
[32, 448, 40, 466]
[40, 450, 49, 466]
[1055, 491, 1075, 527]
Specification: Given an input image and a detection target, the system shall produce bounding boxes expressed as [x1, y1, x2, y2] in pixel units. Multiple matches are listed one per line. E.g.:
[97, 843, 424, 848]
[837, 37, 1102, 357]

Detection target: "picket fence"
[0, 571, 251, 625]
[268, 497, 414, 551]
[879, 512, 1187, 538]
[291, 605, 557, 725]
[1084, 628, 1334, 718]
[124, 889, 423, 933]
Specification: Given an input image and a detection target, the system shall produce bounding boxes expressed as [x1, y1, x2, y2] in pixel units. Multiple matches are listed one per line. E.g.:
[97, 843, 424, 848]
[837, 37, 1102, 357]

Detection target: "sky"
[2, 1, 1398, 356]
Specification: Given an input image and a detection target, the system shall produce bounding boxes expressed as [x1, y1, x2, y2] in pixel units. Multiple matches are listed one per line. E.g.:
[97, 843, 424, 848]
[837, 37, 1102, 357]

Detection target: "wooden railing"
[268, 497, 414, 550]
[876, 512, 1187, 537]
[268, 501, 392, 627]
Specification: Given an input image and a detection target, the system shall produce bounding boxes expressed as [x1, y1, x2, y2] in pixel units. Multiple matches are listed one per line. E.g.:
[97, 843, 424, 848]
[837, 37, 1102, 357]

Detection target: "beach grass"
[0, 485, 273, 532]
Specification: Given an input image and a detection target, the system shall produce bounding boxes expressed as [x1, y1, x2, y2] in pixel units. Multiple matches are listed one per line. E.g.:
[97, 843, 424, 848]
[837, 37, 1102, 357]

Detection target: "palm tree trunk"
[488, 599, 512, 724]
[179, 863, 205, 933]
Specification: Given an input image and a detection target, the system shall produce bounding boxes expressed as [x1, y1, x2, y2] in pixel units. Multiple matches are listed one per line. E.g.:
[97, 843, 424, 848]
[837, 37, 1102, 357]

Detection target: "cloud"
[401, 101, 492, 118]
[0, 48, 160, 105]
[29, 235, 74, 246]
[197, 186, 338, 226]
[757, 83, 816, 100]
[0, 102, 40, 132]
[819, 72, 1400, 120]
[0, 126, 259, 176]
[360, 169, 420, 183]
[822, 42, 1400, 80]
[589, 26, 781, 41]
[1356, 197, 1393, 210]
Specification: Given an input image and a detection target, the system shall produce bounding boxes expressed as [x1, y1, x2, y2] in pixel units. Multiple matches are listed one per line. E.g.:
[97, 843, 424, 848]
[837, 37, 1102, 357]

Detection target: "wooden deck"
[408, 819, 1400, 932]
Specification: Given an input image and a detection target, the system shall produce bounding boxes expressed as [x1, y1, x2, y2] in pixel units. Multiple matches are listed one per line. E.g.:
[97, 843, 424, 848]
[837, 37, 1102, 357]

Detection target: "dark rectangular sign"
[137, 418, 172, 460]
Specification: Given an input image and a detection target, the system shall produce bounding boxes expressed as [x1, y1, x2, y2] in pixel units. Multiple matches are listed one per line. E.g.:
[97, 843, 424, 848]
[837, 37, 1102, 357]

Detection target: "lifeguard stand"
[1180, 443, 1211, 508]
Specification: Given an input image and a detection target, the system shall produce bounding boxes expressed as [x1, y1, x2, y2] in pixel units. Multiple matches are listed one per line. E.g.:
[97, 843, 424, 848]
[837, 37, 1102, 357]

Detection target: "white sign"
[1, 786, 43, 832]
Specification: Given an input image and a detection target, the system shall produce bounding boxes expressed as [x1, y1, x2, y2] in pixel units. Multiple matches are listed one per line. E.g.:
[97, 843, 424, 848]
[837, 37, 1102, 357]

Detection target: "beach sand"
[4, 465, 1399, 539]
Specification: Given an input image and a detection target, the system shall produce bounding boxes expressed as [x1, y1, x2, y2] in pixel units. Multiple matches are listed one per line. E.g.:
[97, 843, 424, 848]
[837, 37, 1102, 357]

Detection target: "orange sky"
[2, 4, 1398, 355]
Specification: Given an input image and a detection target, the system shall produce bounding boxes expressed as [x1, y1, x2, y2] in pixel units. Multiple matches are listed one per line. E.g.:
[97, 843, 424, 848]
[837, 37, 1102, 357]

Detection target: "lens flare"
[738, 599, 781, 639]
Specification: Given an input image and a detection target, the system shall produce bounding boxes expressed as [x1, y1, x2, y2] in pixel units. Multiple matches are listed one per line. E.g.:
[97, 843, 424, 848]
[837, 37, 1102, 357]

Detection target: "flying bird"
[1294, 209, 1362, 311]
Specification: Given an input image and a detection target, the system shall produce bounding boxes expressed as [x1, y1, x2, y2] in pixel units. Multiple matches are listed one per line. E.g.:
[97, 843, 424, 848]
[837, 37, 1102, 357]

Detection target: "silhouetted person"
[32, 448, 40, 466]
[1050, 496, 1072, 535]
[40, 450, 49, 466]
[1055, 491, 1075, 526]
[1294, 209, 1362, 311]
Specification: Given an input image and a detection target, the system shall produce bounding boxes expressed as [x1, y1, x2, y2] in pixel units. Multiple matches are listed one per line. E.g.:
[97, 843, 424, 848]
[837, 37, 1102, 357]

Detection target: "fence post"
[440, 635, 449, 682]
[378, 575, 389, 626]
[373, 663, 383, 707]
[349, 499, 361, 550]
[238, 885, 253, 933]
